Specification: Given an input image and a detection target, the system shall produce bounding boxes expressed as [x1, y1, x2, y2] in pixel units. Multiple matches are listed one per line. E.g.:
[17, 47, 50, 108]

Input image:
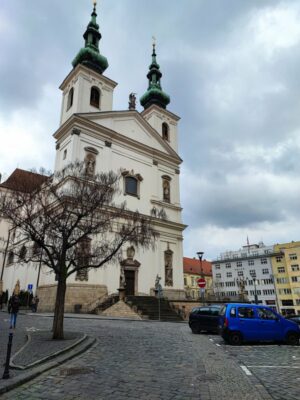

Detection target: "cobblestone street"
[0, 313, 299, 399]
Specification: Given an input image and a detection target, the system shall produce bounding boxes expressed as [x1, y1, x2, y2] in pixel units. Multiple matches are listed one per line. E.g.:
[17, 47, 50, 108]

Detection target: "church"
[0, 3, 186, 311]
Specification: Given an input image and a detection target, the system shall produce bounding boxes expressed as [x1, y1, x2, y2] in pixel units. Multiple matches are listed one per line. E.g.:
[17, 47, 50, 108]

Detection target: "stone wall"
[37, 283, 108, 313]
[169, 300, 203, 320]
[150, 288, 186, 300]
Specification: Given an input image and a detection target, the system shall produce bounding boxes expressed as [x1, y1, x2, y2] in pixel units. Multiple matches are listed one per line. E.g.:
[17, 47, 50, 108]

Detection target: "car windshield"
[219, 305, 227, 316]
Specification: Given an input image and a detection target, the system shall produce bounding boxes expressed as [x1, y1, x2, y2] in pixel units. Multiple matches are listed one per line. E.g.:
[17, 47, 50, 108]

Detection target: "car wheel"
[229, 332, 242, 346]
[286, 332, 299, 346]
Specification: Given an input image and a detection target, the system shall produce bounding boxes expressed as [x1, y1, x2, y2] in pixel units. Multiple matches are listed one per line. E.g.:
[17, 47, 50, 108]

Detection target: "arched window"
[162, 122, 169, 141]
[67, 87, 74, 111]
[19, 245, 27, 261]
[90, 86, 100, 108]
[125, 176, 138, 196]
[7, 251, 14, 265]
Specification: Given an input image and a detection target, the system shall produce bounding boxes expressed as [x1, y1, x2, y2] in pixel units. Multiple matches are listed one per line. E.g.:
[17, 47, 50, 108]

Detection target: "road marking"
[240, 365, 252, 376]
[247, 365, 300, 369]
[209, 338, 214, 342]
[215, 343, 221, 347]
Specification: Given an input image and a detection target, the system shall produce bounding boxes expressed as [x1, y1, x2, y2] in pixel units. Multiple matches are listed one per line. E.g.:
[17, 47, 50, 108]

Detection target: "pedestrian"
[34, 295, 39, 312]
[9, 294, 20, 329]
[31, 296, 36, 312]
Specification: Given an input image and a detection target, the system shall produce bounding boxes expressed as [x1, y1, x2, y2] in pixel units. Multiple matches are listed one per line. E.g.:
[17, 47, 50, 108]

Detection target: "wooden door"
[125, 270, 135, 296]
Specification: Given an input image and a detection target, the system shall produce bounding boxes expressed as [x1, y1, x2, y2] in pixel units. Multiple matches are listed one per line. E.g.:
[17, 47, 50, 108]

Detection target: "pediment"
[78, 111, 180, 159]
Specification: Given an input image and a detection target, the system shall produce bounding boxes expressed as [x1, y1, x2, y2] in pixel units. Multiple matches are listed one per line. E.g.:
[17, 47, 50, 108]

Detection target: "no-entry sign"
[197, 278, 206, 288]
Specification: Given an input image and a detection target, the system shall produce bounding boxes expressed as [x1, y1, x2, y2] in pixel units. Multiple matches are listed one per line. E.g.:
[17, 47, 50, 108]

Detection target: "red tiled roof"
[183, 257, 212, 276]
[0, 168, 48, 193]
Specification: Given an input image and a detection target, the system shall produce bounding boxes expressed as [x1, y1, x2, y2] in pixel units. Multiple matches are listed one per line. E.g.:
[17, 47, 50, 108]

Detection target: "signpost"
[197, 278, 206, 303]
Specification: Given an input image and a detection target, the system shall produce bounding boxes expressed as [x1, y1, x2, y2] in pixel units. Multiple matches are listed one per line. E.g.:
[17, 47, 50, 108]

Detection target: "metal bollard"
[2, 332, 13, 379]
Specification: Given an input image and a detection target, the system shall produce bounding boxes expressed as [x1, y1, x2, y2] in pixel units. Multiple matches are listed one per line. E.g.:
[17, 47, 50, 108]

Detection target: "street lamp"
[250, 272, 258, 304]
[197, 251, 205, 302]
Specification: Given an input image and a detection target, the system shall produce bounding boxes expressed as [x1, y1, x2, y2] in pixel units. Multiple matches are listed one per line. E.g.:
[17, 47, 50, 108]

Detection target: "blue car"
[219, 303, 300, 345]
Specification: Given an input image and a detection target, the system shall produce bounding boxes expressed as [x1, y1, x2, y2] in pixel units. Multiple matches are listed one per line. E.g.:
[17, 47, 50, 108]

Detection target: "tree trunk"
[52, 277, 67, 339]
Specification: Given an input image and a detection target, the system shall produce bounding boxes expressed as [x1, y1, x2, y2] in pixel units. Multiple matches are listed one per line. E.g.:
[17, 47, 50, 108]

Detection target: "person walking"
[34, 295, 39, 312]
[9, 294, 20, 329]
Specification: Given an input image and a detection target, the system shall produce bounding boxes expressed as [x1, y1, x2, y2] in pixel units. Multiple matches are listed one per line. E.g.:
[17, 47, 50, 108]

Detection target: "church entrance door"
[125, 270, 135, 296]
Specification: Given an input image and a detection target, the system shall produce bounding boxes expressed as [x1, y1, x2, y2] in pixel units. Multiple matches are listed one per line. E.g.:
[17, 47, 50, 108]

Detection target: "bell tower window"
[162, 122, 169, 141]
[90, 86, 100, 108]
[67, 87, 74, 111]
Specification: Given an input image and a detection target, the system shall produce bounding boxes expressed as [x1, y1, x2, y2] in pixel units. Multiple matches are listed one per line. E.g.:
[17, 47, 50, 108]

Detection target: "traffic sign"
[197, 278, 206, 288]
[27, 284, 33, 291]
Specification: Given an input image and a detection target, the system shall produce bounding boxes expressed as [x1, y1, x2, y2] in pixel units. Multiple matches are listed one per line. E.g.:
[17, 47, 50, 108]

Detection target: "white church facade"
[0, 4, 186, 311]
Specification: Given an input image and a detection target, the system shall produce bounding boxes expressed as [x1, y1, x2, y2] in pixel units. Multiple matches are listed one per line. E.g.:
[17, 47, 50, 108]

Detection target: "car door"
[236, 306, 259, 341]
[256, 307, 282, 341]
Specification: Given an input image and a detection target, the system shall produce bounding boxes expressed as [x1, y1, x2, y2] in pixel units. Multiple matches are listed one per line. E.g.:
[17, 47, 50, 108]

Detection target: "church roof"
[0, 169, 48, 193]
[183, 257, 212, 276]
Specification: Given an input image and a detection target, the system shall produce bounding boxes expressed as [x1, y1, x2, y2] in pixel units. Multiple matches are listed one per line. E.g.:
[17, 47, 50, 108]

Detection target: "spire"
[140, 39, 170, 110]
[72, 1, 108, 74]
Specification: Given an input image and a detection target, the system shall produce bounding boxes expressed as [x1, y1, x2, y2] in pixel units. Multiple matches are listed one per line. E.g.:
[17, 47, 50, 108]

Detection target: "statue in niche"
[164, 249, 173, 287]
[84, 153, 96, 176]
[163, 180, 170, 202]
[75, 268, 88, 281]
[127, 246, 135, 260]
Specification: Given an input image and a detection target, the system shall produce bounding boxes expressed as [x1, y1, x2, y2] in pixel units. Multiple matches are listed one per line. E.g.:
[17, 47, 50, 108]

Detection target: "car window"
[238, 307, 255, 319]
[230, 307, 236, 317]
[257, 308, 278, 320]
[191, 307, 200, 313]
[219, 305, 227, 316]
[198, 307, 211, 315]
[210, 307, 220, 316]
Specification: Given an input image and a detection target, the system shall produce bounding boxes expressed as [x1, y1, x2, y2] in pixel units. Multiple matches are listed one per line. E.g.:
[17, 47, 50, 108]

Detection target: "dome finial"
[93, 0, 97, 13]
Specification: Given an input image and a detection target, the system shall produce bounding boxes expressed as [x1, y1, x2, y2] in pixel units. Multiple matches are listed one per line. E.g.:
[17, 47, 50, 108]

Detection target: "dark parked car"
[219, 303, 300, 345]
[285, 315, 300, 325]
[189, 305, 222, 334]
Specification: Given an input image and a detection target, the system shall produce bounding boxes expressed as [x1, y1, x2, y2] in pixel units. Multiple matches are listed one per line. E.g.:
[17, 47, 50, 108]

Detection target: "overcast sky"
[1, 0, 300, 260]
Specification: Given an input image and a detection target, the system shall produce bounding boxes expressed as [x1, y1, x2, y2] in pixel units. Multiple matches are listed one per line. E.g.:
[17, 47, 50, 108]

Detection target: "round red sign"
[197, 278, 206, 288]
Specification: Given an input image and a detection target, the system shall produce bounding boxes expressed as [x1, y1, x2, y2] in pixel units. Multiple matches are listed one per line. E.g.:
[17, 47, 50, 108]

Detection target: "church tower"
[59, 2, 117, 126]
[140, 42, 180, 153]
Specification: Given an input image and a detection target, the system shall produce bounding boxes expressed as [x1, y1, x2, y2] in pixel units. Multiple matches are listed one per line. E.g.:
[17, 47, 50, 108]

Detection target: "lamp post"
[197, 251, 205, 303]
[250, 272, 258, 304]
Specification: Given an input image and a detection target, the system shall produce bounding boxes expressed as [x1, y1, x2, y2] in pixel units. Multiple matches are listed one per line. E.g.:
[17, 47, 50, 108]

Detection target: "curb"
[0, 336, 96, 395]
[10, 333, 87, 370]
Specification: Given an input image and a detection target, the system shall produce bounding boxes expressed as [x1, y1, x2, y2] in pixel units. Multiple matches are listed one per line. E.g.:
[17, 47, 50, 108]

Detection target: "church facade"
[0, 4, 186, 311]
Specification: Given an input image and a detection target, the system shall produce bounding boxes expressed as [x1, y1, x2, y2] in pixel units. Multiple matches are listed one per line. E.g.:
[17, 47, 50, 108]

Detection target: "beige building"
[183, 257, 213, 300]
[271, 241, 300, 316]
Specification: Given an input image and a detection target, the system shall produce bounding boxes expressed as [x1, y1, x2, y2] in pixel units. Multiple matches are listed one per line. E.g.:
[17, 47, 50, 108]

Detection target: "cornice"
[59, 64, 118, 91]
[53, 114, 182, 167]
[141, 104, 180, 121]
[150, 199, 182, 211]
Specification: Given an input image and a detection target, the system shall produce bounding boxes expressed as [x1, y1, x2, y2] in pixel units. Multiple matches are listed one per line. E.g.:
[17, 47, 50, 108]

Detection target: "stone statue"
[126, 246, 135, 260]
[164, 250, 173, 286]
[84, 154, 96, 176]
[120, 265, 126, 288]
[128, 93, 136, 110]
[155, 274, 161, 290]
[163, 180, 170, 202]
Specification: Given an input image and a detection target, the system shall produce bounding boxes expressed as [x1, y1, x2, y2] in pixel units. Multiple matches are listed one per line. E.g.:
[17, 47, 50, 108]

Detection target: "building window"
[184, 277, 187, 286]
[90, 86, 100, 108]
[276, 256, 282, 262]
[67, 87, 74, 110]
[262, 268, 269, 274]
[261, 258, 267, 264]
[162, 175, 171, 203]
[214, 265, 220, 270]
[291, 264, 299, 272]
[237, 271, 243, 276]
[291, 276, 299, 282]
[277, 267, 285, 273]
[236, 261, 242, 267]
[7, 251, 14, 265]
[125, 176, 138, 196]
[162, 122, 169, 141]
[249, 269, 255, 276]
[282, 299, 293, 306]
[248, 260, 254, 266]
[63, 149, 67, 160]
[216, 273, 221, 278]
[277, 277, 289, 284]
[19, 245, 27, 261]
[226, 272, 232, 278]
[289, 253, 297, 260]
[225, 263, 231, 269]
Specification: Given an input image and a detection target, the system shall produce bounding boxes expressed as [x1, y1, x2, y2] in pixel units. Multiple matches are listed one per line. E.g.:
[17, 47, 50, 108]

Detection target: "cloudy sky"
[1, 0, 300, 260]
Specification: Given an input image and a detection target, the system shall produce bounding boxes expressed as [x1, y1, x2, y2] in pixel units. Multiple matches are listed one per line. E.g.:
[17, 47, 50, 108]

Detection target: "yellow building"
[271, 241, 300, 316]
[183, 257, 213, 300]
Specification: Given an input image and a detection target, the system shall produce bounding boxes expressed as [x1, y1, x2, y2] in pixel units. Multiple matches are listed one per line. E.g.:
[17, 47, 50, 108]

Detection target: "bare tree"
[0, 163, 157, 339]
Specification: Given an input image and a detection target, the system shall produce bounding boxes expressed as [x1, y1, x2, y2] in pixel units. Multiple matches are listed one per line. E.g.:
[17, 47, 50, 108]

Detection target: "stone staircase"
[125, 296, 183, 322]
